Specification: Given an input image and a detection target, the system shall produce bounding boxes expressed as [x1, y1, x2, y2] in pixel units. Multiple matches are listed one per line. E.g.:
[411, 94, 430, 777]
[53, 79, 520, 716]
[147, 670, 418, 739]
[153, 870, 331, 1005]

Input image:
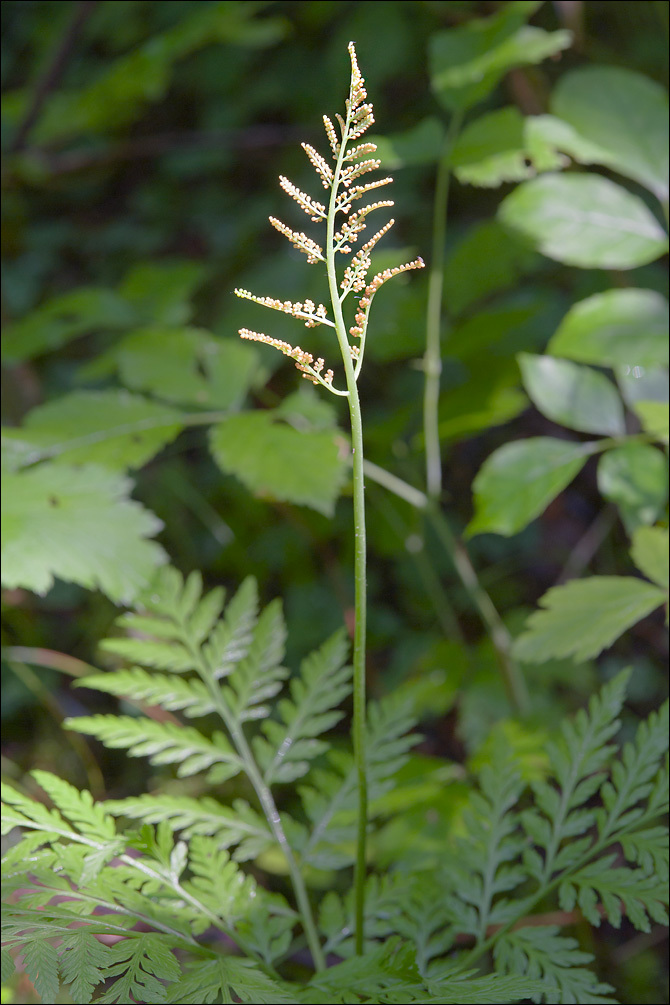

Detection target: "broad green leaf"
[1, 287, 136, 364]
[513, 577, 666, 662]
[633, 401, 670, 445]
[467, 437, 598, 537]
[444, 220, 539, 317]
[548, 289, 669, 368]
[631, 526, 669, 592]
[1, 391, 184, 471]
[1, 462, 165, 602]
[449, 106, 566, 187]
[210, 410, 347, 516]
[499, 174, 668, 269]
[109, 327, 259, 410]
[29, 2, 287, 143]
[551, 66, 669, 201]
[518, 353, 625, 436]
[598, 443, 668, 532]
[429, 2, 571, 112]
[118, 260, 207, 326]
[372, 117, 444, 169]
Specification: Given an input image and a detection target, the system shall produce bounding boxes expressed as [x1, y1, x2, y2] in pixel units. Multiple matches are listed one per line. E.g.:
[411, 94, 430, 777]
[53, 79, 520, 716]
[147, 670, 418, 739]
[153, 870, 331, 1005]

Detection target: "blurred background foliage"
[1, 2, 668, 1001]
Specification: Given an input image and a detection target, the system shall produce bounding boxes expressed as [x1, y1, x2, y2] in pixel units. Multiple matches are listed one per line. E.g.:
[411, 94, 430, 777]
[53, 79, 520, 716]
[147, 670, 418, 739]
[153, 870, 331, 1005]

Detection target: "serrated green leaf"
[59, 930, 111, 1004]
[22, 938, 60, 1004]
[598, 443, 668, 532]
[1, 461, 165, 603]
[65, 715, 242, 779]
[96, 933, 180, 1004]
[77, 667, 215, 717]
[429, 3, 570, 112]
[104, 793, 272, 861]
[519, 354, 625, 436]
[1, 287, 136, 364]
[548, 289, 669, 369]
[30, 770, 116, 842]
[467, 437, 597, 537]
[223, 598, 287, 722]
[449, 106, 567, 188]
[165, 956, 295, 1004]
[633, 401, 670, 445]
[499, 174, 668, 269]
[631, 526, 669, 591]
[513, 577, 666, 662]
[109, 326, 259, 409]
[551, 66, 669, 201]
[255, 629, 351, 784]
[494, 926, 616, 1004]
[118, 260, 207, 326]
[210, 410, 347, 516]
[183, 836, 257, 921]
[1, 391, 184, 472]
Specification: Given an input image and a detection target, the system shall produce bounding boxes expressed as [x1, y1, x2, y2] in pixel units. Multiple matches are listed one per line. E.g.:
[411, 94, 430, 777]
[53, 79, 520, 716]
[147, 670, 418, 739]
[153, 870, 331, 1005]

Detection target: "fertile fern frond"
[254, 628, 352, 783]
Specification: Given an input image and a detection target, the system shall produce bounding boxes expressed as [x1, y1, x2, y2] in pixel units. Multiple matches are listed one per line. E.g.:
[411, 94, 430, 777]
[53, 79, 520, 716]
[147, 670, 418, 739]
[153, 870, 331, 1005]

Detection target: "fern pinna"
[2, 567, 668, 1003]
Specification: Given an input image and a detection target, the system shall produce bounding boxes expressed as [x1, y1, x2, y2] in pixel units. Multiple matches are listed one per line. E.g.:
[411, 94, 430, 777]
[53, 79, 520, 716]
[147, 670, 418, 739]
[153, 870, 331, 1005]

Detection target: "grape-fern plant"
[2, 568, 668, 1003]
[3, 42, 669, 1005]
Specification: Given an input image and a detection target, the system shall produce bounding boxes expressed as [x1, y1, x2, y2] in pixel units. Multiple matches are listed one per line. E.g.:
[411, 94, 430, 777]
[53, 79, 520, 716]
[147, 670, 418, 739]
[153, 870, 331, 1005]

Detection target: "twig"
[10, 1, 100, 153]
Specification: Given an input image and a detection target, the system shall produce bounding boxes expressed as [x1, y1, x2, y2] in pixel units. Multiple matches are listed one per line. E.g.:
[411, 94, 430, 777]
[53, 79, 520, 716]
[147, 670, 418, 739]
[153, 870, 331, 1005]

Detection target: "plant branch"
[422, 114, 462, 501]
[10, 1, 99, 153]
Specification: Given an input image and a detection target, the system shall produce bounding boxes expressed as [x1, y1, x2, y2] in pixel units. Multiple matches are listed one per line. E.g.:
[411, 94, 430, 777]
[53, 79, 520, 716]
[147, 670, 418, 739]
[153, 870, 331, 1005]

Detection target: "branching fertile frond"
[234, 41, 424, 393]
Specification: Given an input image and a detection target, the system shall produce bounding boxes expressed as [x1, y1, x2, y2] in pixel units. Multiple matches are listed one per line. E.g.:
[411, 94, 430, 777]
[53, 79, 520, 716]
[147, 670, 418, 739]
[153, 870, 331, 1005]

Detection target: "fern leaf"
[164, 956, 295, 1004]
[59, 930, 111, 1005]
[299, 692, 416, 869]
[493, 926, 617, 1004]
[76, 667, 215, 717]
[522, 670, 629, 881]
[30, 770, 116, 842]
[202, 576, 259, 680]
[237, 892, 298, 967]
[254, 628, 351, 783]
[223, 598, 288, 720]
[95, 933, 181, 1004]
[104, 793, 273, 861]
[559, 855, 669, 930]
[65, 715, 242, 780]
[183, 835, 257, 921]
[22, 938, 60, 1005]
[620, 824, 669, 878]
[597, 699, 669, 840]
[445, 746, 527, 941]
[100, 635, 195, 673]
[421, 970, 551, 1004]
[1, 780, 69, 836]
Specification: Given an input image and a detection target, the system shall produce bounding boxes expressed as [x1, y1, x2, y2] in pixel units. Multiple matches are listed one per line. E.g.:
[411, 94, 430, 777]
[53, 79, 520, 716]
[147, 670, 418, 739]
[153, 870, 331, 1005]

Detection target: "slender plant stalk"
[423, 114, 462, 501]
[234, 42, 425, 955]
[178, 624, 327, 970]
[325, 94, 369, 957]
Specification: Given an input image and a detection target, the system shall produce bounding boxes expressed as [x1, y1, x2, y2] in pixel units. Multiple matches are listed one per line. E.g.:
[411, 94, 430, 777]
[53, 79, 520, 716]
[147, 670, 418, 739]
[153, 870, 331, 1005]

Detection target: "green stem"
[179, 629, 326, 971]
[326, 102, 368, 955]
[362, 461, 529, 714]
[423, 113, 462, 501]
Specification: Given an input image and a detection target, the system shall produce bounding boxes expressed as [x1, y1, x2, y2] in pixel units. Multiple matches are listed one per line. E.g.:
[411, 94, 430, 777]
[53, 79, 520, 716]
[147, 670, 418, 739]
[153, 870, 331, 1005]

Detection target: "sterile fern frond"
[76, 667, 215, 717]
[254, 628, 352, 783]
[65, 715, 243, 781]
[104, 793, 273, 861]
[222, 598, 288, 721]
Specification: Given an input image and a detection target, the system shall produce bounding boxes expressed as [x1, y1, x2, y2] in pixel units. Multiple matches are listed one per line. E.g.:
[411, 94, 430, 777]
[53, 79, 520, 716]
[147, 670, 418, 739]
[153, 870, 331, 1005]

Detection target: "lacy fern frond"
[104, 793, 273, 861]
[253, 628, 352, 784]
